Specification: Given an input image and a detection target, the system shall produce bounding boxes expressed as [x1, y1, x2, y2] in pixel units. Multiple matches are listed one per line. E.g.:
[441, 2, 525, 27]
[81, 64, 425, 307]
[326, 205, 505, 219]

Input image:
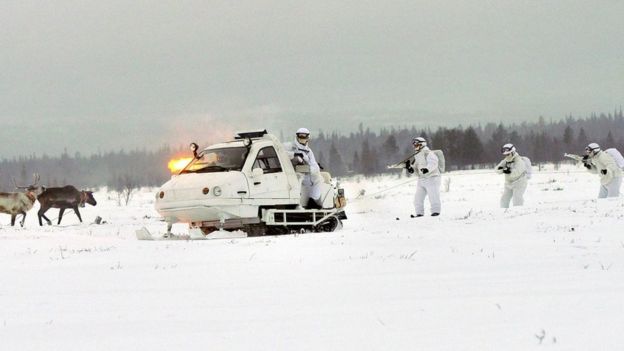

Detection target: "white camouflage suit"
[283, 140, 323, 207]
[496, 153, 528, 208]
[586, 151, 623, 198]
[409, 147, 441, 215]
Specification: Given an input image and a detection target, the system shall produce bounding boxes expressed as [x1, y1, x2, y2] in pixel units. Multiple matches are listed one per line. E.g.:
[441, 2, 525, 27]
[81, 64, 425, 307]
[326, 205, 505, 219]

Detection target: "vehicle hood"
[157, 172, 249, 201]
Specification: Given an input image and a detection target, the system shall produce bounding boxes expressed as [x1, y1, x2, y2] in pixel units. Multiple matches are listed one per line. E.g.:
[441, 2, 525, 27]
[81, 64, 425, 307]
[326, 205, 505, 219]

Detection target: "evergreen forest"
[1, 109, 623, 191]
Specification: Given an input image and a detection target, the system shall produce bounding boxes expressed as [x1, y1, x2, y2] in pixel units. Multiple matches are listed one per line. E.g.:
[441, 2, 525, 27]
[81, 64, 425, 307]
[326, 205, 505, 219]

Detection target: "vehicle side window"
[253, 147, 283, 173]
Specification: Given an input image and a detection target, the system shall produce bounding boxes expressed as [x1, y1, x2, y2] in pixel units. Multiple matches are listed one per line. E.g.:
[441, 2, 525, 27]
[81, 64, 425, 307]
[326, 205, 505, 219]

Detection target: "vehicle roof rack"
[235, 130, 268, 139]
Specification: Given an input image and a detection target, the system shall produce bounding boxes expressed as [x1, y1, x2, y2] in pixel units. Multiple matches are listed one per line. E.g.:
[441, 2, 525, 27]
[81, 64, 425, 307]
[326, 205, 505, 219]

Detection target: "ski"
[135, 227, 194, 241]
[135, 227, 249, 240]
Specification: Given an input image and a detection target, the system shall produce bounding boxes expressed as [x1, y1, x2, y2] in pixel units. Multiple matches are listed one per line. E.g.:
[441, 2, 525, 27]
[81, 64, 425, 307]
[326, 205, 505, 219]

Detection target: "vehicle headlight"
[213, 186, 222, 196]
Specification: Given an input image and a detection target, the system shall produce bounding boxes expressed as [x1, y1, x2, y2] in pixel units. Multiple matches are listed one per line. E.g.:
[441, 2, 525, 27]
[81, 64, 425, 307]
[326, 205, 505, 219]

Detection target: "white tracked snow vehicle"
[137, 130, 347, 240]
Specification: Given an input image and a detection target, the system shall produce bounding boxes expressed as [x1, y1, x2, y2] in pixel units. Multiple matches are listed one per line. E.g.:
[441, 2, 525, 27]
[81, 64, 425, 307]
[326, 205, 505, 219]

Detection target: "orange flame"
[168, 157, 193, 173]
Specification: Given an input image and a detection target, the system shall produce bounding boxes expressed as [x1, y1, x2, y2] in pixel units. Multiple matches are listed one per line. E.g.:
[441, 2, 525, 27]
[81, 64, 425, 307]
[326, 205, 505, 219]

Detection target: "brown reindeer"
[0, 174, 45, 227]
[37, 185, 97, 226]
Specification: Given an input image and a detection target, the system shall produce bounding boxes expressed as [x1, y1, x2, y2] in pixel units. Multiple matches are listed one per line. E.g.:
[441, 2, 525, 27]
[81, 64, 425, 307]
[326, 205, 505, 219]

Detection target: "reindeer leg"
[73, 206, 83, 223]
[38, 205, 52, 226]
[11, 214, 16, 226]
[58, 208, 66, 225]
[20, 211, 26, 227]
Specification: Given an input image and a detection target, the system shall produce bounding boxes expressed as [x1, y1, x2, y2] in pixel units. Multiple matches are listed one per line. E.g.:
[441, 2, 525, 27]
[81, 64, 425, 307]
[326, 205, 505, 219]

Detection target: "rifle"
[387, 150, 421, 169]
[563, 153, 587, 163]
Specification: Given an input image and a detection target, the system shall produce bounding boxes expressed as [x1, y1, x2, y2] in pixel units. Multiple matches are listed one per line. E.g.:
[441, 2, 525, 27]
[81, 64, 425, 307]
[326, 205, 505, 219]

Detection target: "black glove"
[601, 169, 607, 175]
[404, 160, 411, 169]
[420, 168, 429, 174]
[503, 168, 511, 174]
[497, 166, 504, 170]
[293, 152, 305, 165]
[584, 163, 592, 170]
[407, 166, 414, 174]
[582, 155, 589, 162]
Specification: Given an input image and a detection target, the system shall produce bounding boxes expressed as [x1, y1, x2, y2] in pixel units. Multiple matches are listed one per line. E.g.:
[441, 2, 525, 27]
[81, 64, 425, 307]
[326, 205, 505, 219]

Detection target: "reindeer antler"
[13, 174, 42, 190]
[13, 178, 27, 189]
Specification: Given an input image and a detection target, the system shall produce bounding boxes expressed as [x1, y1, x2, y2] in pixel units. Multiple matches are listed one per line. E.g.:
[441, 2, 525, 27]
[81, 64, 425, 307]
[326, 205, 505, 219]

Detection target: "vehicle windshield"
[181, 147, 248, 174]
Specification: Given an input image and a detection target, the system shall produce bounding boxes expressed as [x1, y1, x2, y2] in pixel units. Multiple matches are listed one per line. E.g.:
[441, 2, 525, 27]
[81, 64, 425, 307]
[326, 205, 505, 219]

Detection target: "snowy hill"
[1, 165, 623, 350]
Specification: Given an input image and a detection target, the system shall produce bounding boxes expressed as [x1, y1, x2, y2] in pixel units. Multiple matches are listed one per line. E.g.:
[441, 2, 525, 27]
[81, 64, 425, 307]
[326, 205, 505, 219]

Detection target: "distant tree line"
[1, 108, 623, 191]
[0, 147, 177, 192]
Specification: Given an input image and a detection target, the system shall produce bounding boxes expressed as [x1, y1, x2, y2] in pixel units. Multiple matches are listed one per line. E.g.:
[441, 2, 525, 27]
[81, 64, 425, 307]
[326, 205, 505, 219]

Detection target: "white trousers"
[301, 184, 322, 206]
[599, 176, 622, 198]
[500, 178, 528, 208]
[414, 176, 441, 215]
[299, 171, 323, 207]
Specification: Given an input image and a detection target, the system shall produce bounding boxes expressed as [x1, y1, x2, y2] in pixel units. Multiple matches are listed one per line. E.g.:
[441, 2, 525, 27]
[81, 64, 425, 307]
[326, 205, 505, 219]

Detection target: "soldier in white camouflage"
[405, 137, 441, 217]
[583, 143, 622, 198]
[496, 143, 529, 208]
[283, 128, 324, 208]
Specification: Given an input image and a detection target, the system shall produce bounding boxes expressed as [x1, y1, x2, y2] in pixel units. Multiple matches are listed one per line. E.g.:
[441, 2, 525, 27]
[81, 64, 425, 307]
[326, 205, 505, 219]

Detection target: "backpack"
[431, 150, 445, 173]
[605, 148, 624, 169]
[521, 156, 532, 179]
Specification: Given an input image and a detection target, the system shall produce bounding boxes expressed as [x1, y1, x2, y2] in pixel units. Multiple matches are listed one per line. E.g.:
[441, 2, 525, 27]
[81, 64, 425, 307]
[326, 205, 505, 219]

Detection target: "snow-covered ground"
[1, 165, 623, 350]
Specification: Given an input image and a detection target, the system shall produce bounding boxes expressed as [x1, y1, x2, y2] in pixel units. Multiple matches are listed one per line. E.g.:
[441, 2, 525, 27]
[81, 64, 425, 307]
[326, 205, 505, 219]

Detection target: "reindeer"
[37, 185, 97, 226]
[0, 174, 45, 227]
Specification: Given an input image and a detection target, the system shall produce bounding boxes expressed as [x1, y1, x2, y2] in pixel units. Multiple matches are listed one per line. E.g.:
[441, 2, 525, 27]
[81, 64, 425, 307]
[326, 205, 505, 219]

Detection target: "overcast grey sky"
[1, 0, 623, 157]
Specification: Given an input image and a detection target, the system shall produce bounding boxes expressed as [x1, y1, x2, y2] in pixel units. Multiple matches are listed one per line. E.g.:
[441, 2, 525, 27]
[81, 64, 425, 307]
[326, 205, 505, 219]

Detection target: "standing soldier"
[405, 137, 441, 217]
[496, 143, 530, 208]
[283, 127, 324, 208]
[583, 143, 622, 198]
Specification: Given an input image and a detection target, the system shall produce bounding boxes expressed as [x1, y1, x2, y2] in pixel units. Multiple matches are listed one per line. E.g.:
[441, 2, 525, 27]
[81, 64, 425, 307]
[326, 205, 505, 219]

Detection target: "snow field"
[1, 165, 623, 350]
